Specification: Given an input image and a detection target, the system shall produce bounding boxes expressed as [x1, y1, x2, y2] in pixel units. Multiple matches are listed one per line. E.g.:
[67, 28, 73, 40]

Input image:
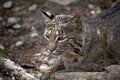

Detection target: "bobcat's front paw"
[40, 73, 50, 80]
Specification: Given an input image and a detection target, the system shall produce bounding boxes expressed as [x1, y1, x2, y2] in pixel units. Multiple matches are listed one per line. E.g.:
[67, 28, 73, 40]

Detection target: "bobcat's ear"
[41, 11, 55, 20]
[67, 15, 82, 30]
[70, 15, 80, 23]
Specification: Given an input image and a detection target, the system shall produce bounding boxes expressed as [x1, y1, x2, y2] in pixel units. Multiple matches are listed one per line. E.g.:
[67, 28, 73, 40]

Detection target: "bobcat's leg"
[40, 57, 64, 80]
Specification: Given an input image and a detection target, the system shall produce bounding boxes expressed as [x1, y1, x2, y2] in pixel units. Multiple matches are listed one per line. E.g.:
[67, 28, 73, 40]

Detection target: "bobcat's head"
[41, 11, 82, 54]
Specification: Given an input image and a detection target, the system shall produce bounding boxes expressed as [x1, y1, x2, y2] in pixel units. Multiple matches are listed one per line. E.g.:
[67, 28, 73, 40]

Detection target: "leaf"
[0, 46, 7, 57]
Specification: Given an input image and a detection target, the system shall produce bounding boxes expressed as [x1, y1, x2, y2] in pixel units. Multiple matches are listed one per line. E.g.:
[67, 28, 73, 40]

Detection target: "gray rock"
[39, 64, 49, 71]
[0, 45, 4, 49]
[49, 0, 77, 5]
[7, 17, 17, 24]
[43, 57, 49, 62]
[28, 4, 37, 11]
[48, 58, 57, 65]
[0, 78, 3, 80]
[13, 24, 21, 29]
[3, 1, 13, 9]
[88, 4, 95, 9]
[90, 10, 96, 15]
[105, 65, 120, 74]
[15, 41, 24, 47]
[51, 72, 107, 80]
[42, 51, 49, 55]
[30, 32, 38, 38]
[39, 55, 45, 61]
[50, 65, 120, 80]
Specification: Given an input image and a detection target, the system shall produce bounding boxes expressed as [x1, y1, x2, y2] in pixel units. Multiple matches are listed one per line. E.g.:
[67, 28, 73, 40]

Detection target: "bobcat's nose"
[48, 43, 56, 53]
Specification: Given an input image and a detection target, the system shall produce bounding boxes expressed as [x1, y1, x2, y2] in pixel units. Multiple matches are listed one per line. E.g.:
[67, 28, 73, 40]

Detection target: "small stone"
[28, 4, 37, 11]
[0, 45, 4, 49]
[42, 51, 49, 55]
[105, 65, 120, 73]
[39, 64, 49, 71]
[38, 55, 45, 61]
[33, 53, 42, 56]
[7, 17, 17, 24]
[15, 41, 24, 47]
[88, 4, 94, 9]
[49, 0, 77, 5]
[13, 24, 21, 29]
[96, 7, 101, 14]
[0, 78, 3, 80]
[48, 58, 57, 65]
[30, 32, 38, 38]
[90, 10, 95, 14]
[43, 57, 49, 62]
[3, 1, 13, 9]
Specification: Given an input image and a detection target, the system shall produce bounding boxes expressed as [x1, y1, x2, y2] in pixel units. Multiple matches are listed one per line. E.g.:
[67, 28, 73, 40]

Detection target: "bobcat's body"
[41, 3, 120, 80]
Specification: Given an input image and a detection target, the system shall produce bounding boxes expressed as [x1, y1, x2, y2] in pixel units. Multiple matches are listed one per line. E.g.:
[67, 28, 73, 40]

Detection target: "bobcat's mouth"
[56, 48, 64, 52]
[52, 48, 64, 55]
[46, 46, 64, 55]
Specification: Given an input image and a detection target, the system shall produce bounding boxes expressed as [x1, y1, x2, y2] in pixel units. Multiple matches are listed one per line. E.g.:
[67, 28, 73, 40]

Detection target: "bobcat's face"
[42, 11, 81, 54]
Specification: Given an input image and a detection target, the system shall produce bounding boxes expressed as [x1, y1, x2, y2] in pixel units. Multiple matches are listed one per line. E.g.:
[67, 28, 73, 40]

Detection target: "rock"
[3, 1, 13, 9]
[39, 55, 45, 61]
[12, 24, 21, 29]
[15, 41, 24, 47]
[90, 10, 96, 14]
[39, 64, 49, 71]
[30, 32, 38, 38]
[0, 45, 4, 49]
[28, 4, 37, 11]
[7, 17, 17, 24]
[95, 7, 101, 14]
[90, 7, 101, 15]
[50, 65, 120, 80]
[105, 65, 120, 74]
[51, 72, 107, 80]
[42, 51, 49, 55]
[33, 53, 42, 56]
[43, 57, 49, 62]
[0, 78, 3, 80]
[88, 4, 95, 9]
[49, 0, 77, 5]
[48, 58, 57, 65]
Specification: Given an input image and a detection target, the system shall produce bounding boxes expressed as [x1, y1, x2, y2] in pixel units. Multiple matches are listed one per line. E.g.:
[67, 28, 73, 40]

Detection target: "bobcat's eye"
[44, 34, 49, 40]
[46, 35, 49, 38]
[46, 34, 49, 39]
[57, 37, 67, 42]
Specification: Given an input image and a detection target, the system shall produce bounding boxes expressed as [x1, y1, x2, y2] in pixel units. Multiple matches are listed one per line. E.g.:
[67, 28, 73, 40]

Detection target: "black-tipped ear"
[41, 10, 55, 20]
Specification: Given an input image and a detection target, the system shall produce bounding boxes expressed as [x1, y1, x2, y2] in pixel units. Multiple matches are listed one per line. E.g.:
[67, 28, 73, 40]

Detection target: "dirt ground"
[0, 0, 117, 79]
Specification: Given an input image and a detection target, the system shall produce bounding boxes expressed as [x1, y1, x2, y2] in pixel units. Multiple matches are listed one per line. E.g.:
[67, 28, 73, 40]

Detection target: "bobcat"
[41, 3, 120, 79]
[41, 11, 84, 80]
